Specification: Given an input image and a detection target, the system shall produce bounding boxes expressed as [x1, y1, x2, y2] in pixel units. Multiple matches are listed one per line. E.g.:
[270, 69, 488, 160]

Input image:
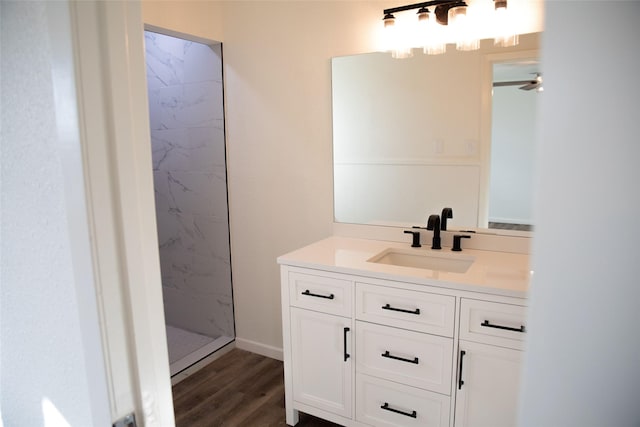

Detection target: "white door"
[454, 340, 523, 427]
[290, 307, 353, 418]
[64, 1, 175, 425]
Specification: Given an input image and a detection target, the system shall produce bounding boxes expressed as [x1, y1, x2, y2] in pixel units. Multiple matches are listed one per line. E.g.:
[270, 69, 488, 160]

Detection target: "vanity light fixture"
[381, 0, 520, 58]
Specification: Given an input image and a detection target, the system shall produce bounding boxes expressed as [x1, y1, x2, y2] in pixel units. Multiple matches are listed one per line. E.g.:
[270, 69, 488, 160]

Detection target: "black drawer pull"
[381, 303, 420, 315]
[381, 350, 419, 364]
[381, 402, 417, 418]
[481, 320, 526, 333]
[343, 327, 350, 362]
[458, 350, 466, 390]
[302, 289, 334, 300]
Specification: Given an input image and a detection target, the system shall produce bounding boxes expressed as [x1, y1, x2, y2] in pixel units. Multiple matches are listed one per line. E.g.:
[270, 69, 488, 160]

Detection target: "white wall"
[520, 1, 640, 425]
[142, 0, 224, 43]
[0, 1, 109, 425]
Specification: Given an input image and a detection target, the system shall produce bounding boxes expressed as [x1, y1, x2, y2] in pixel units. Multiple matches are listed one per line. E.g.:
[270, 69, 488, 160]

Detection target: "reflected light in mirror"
[494, 0, 519, 47]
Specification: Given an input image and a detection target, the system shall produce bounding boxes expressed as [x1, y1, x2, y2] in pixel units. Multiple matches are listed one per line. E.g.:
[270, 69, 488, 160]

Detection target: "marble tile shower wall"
[145, 31, 234, 339]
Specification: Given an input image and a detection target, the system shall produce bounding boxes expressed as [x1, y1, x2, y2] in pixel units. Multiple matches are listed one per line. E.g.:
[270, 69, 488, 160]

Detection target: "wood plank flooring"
[172, 348, 342, 427]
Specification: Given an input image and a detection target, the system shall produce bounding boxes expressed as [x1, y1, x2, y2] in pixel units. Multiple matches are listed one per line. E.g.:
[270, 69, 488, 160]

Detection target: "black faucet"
[426, 214, 442, 250]
[452, 234, 471, 251]
[403, 230, 421, 248]
[441, 207, 453, 231]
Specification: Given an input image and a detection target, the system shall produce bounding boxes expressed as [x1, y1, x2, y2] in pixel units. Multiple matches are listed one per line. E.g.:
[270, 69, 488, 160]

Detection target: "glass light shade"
[448, 5, 480, 51]
[494, 5, 519, 47]
[391, 47, 414, 59]
[382, 14, 397, 53]
[418, 11, 446, 55]
[384, 12, 414, 59]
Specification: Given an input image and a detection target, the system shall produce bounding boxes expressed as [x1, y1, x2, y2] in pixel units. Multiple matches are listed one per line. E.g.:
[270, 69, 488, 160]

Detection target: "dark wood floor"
[172, 348, 342, 426]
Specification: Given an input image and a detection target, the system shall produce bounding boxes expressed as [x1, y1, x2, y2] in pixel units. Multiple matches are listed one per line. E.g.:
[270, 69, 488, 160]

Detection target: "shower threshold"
[165, 325, 234, 377]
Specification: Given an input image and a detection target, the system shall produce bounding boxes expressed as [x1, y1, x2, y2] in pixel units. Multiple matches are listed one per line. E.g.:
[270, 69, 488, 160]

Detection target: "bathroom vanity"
[278, 236, 529, 427]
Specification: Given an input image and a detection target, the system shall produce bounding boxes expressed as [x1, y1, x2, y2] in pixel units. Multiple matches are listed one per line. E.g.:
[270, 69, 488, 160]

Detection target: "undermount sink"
[368, 247, 475, 273]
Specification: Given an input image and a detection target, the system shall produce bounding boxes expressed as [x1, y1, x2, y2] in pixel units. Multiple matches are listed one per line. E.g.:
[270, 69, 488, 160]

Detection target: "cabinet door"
[290, 307, 352, 418]
[454, 341, 523, 427]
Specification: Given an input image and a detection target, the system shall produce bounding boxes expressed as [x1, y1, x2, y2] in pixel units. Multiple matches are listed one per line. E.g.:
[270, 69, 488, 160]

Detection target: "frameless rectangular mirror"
[331, 32, 541, 233]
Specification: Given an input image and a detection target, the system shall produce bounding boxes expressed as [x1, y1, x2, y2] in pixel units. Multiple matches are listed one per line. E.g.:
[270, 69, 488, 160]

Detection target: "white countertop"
[277, 236, 530, 299]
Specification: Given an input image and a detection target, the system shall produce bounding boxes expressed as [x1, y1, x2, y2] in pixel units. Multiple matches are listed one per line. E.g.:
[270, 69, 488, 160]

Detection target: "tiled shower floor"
[165, 325, 233, 376]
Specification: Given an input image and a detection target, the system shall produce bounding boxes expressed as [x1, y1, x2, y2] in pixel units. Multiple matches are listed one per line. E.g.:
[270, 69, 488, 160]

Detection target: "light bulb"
[382, 12, 414, 59]
[448, 5, 480, 51]
[382, 13, 397, 53]
[418, 7, 446, 55]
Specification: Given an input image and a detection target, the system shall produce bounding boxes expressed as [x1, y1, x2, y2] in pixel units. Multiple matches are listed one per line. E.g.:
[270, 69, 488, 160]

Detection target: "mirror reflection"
[332, 33, 540, 232]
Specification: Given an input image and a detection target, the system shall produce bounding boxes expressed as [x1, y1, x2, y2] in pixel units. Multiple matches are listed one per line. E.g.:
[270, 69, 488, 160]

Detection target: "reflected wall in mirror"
[331, 32, 540, 232]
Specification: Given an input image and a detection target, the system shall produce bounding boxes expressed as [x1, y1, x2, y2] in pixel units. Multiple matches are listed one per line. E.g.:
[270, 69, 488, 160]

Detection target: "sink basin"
[368, 248, 475, 273]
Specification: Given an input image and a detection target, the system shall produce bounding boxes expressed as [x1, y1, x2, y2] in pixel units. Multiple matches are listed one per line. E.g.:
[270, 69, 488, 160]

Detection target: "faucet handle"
[452, 235, 471, 251]
[404, 230, 422, 248]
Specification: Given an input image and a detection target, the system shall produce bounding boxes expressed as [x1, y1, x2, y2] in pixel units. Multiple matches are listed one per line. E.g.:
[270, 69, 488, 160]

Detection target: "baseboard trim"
[235, 337, 283, 361]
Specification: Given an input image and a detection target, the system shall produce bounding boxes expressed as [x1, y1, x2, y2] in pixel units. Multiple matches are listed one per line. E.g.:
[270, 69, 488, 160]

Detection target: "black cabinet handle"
[381, 303, 420, 315]
[301, 289, 334, 300]
[380, 402, 417, 418]
[481, 320, 526, 333]
[458, 350, 465, 390]
[381, 350, 419, 364]
[343, 327, 350, 362]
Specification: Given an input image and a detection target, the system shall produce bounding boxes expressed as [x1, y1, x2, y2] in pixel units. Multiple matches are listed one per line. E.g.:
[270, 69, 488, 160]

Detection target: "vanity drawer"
[356, 374, 450, 427]
[289, 272, 352, 317]
[460, 298, 527, 350]
[356, 321, 453, 395]
[356, 282, 455, 337]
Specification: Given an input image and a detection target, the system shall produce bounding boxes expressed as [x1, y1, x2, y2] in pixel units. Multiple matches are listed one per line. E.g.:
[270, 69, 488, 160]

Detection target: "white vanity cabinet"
[279, 239, 529, 427]
[454, 299, 527, 427]
[286, 271, 354, 421]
